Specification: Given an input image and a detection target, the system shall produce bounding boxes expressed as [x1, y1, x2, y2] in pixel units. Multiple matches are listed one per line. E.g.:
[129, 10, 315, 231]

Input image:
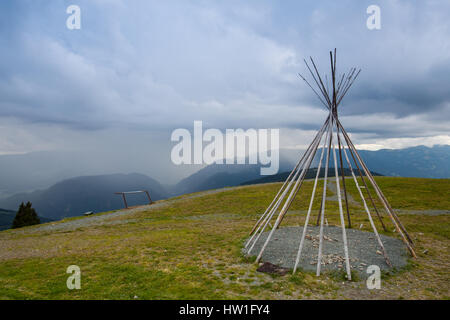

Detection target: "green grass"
[342, 177, 450, 211]
[0, 177, 448, 300]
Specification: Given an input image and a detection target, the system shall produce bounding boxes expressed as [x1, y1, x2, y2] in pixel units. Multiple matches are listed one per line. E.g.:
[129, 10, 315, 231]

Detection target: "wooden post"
[246, 118, 330, 252]
[293, 121, 329, 273]
[255, 125, 324, 263]
[275, 127, 326, 226]
[337, 129, 351, 228]
[246, 183, 291, 253]
[247, 153, 307, 253]
[315, 184, 324, 226]
[145, 191, 153, 204]
[337, 119, 416, 257]
[332, 140, 352, 280]
[340, 141, 392, 267]
[248, 117, 330, 237]
[339, 127, 387, 231]
[122, 193, 128, 209]
[316, 116, 333, 276]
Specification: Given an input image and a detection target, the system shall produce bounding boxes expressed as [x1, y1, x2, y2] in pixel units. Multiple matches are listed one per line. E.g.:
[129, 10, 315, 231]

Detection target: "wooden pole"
[337, 120, 412, 240]
[274, 118, 332, 228]
[293, 121, 329, 273]
[246, 183, 292, 253]
[337, 69, 361, 106]
[122, 193, 128, 209]
[303, 59, 332, 108]
[338, 125, 387, 231]
[316, 115, 333, 276]
[337, 119, 416, 257]
[247, 140, 314, 253]
[340, 140, 392, 267]
[332, 139, 351, 280]
[299, 73, 329, 110]
[330, 49, 351, 229]
[247, 182, 291, 253]
[309, 57, 333, 106]
[337, 129, 351, 228]
[248, 117, 330, 237]
[315, 194, 323, 226]
[145, 191, 153, 204]
[275, 132, 325, 226]
[255, 124, 324, 263]
[246, 118, 330, 251]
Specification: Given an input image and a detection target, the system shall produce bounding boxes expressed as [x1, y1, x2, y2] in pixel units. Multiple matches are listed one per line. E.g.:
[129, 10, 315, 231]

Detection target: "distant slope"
[0, 208, 52, 231]
[0, 145, 447, 200]
[358, 145, 450, 178]
[240, 167, 382, 185]
[172, 157, 294, 196]
[0, 150, 198, 200]
[172, 164, 261, 195]
[0, 173, 168, 220]
[0, 146, 447, 221]
[0, 208, 16, 230]
[173, 145, 449, 195]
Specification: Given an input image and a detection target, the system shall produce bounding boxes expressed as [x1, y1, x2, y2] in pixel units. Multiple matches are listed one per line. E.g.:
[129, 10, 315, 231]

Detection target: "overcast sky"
[0, 0, 449, 182]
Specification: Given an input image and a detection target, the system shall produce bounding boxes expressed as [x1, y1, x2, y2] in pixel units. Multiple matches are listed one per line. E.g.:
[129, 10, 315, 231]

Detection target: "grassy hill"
[0, 177, 448, 300]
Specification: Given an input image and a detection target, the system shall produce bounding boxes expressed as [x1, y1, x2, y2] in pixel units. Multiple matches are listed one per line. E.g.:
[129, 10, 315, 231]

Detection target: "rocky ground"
[244, 225, 408, 278]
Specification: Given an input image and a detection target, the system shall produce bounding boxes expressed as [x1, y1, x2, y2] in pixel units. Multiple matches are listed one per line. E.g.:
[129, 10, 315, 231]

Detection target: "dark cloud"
[0, 0, 448, 160]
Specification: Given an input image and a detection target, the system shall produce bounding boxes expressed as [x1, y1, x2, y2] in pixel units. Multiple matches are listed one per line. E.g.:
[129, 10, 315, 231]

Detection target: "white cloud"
[355, 135, 450, 151]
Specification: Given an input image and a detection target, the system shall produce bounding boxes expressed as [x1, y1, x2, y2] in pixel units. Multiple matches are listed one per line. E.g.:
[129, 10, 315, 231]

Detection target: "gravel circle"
[244, 225, 409, 277]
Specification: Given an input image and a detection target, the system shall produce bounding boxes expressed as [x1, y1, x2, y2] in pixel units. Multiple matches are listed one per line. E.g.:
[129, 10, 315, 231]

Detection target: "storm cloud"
[0, 0, 449, 180]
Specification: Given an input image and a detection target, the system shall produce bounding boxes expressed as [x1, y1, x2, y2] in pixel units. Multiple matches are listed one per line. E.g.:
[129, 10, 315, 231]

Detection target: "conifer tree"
[12, 202, 40, 229]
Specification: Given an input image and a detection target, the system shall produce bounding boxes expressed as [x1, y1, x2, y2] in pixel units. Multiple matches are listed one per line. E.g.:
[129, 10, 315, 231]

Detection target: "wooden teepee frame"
[245, 49, 416, 280]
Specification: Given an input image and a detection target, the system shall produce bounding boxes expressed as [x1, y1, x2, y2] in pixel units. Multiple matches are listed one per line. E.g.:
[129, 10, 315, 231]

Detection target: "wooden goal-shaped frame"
[114, 190, 153, 208]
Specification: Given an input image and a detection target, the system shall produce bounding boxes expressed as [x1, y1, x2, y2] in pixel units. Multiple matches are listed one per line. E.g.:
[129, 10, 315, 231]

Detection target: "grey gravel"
[244, 225, 409, 277]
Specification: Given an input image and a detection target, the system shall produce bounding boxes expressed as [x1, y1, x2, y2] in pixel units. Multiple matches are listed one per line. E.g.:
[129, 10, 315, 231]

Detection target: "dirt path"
[325, 178, 360, 206]
[2, 181, 448, 236]
[4, 186, 248, 235]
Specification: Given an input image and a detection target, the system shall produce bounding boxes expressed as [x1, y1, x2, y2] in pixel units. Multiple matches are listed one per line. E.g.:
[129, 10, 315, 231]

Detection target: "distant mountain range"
[172, 145, 449, 195]
[0, 173, 168, 221]
[0, 145, 448, 229]
[357, 145, 449, 179]
[170, 157, 294, 196]
[0, 150, 198, 200]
